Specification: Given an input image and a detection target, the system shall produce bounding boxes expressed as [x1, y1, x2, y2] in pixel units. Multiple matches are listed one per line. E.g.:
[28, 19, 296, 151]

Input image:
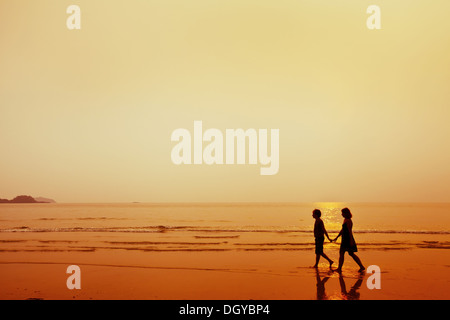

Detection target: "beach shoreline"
[1, 246, 449, 300]
[0, 203, 449, 300]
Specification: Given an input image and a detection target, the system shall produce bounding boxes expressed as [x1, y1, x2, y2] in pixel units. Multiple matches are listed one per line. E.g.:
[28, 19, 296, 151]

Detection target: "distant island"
[0, 195, 56, 203]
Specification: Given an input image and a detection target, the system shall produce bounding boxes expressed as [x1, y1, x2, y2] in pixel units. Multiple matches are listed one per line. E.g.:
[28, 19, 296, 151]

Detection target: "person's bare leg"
[321, 253, 334, 268]
[336, 252, 344, 273]
[349, 252, 365, 271]
[313, 254, 320, 268]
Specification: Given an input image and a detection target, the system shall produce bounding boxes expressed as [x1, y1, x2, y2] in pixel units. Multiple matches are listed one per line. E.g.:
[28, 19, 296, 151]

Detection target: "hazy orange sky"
[1, 0, 449, 203]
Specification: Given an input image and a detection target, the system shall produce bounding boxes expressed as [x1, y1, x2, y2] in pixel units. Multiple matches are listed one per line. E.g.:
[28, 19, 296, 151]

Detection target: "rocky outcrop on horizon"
[0, 195, 56, 203]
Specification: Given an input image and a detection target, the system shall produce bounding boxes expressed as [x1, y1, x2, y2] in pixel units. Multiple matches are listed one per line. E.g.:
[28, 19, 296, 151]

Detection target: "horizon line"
[4, 201, 450, 205]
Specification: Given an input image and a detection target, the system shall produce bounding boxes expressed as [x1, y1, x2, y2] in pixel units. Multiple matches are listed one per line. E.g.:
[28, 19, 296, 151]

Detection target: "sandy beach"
[0, 244, 449, 300]
[0, 203, 449, 300]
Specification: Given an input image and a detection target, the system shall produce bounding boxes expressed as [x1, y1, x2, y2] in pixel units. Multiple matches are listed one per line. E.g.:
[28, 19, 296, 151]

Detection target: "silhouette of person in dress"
[332, 208, 365, 273]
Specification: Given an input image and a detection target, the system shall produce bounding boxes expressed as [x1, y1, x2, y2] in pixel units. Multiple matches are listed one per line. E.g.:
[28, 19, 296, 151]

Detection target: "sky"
[1, 0, 449, 203]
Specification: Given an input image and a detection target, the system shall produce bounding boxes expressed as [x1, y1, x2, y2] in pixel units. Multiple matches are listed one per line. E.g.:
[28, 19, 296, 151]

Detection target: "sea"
[0, 202, 449, 253]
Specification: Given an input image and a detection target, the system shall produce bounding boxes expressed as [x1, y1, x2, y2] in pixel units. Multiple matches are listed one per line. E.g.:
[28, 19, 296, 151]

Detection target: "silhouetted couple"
[312, 208, 365, 272]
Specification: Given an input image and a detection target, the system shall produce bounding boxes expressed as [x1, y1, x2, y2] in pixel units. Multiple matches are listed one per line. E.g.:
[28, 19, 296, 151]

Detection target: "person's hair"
[313, 209, 321, 217]
[341, 207, 352, 219]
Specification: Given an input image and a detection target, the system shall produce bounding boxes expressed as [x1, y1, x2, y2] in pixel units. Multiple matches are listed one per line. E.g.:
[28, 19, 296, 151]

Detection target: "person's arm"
[333, 227, 342, 242]
[322, 221, 331, 242]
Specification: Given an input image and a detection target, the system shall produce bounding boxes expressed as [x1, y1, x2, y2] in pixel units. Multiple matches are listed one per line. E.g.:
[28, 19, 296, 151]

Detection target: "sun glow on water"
[313, 202, 345, 232]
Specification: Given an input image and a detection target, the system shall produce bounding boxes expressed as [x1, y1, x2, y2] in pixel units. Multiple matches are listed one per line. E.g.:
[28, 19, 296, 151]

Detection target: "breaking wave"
[0, 226, 448, 235]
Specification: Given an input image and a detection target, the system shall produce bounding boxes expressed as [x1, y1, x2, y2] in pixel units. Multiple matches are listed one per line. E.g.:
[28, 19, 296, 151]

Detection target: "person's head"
[341, 207, 352, 219]
[312, 209, 321, 219]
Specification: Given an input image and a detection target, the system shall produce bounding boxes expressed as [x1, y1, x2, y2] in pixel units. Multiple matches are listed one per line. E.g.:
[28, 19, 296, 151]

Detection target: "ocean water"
[0, 202, 449, 253]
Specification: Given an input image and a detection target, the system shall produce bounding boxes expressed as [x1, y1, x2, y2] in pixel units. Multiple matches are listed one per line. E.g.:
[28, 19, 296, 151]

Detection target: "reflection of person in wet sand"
[312, 209, 333, 268]
[313, 269, 365, 300]
[315, 268, 331, 300]
[332, 208, 365, 273]
[339, 273, 364, 300]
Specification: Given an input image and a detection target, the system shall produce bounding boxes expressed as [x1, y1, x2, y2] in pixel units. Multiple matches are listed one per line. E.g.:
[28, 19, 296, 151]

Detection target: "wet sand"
[0, 233, 449, 300]
[1, 203, 449, 300]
